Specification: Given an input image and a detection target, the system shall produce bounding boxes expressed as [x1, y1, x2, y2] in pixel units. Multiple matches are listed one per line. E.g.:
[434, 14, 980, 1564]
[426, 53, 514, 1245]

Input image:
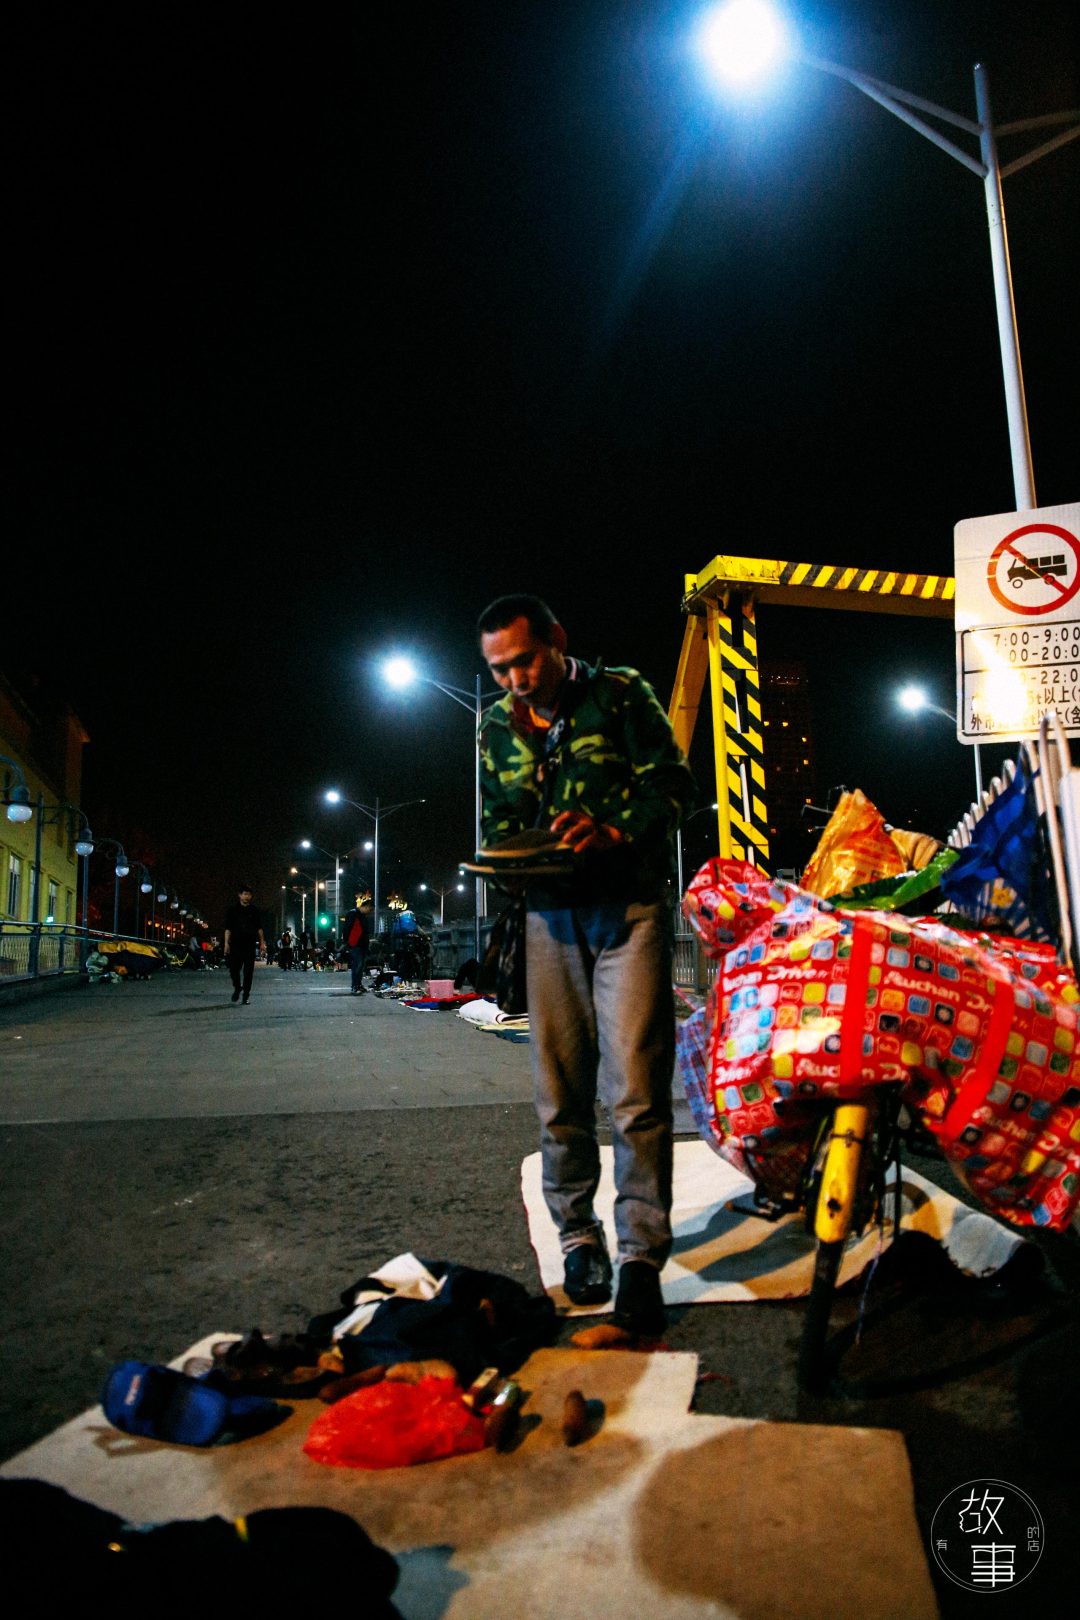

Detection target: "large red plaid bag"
[683, 860, 1080, 1230]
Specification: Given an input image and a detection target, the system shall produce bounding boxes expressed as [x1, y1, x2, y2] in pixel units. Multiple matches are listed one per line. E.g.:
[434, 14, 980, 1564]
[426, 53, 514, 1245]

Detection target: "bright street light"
[323, 791, 425, 935]
[696, 0, 788, 87]
[894, 686, 983, 799]
[418, 880, 467, 925]
[696, 6, 1080, 511]
[382, 655, 420, 690]
[378, 654, 502, 961]
[300, 839, 343, 927]
[897, 684, 931, 715]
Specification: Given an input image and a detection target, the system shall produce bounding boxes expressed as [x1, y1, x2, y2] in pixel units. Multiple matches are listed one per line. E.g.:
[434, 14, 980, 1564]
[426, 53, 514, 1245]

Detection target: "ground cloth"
[0, 1342, 937, 1619]
[523, 1139, 1027, 1314]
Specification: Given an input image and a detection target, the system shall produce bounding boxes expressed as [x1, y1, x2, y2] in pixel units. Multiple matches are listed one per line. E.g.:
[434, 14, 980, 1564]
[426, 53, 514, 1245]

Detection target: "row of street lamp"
[1, 756, 203, 938]
[301, 659, 501, 961]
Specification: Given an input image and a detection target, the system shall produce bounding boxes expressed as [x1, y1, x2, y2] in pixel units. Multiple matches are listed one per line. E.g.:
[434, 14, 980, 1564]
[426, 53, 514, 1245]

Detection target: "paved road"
[1, 967, 1077, 1613]
[0, 965, 539, 1121]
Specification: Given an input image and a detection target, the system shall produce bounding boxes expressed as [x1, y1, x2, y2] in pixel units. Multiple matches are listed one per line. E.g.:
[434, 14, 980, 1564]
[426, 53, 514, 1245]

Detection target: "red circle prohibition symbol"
[986, 523, 1080, 616]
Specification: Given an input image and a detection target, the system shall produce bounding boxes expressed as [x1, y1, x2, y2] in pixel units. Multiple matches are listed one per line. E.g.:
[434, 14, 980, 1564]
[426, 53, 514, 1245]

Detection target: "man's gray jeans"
[525, 899, 674, 1268]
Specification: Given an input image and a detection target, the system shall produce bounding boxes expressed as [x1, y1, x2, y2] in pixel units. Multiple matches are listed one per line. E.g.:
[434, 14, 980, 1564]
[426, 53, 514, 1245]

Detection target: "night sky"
[4, 1, 1078, 929]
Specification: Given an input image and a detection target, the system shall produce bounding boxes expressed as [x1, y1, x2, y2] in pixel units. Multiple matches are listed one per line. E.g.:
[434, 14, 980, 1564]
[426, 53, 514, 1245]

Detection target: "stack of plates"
[461, 828, 579, 878]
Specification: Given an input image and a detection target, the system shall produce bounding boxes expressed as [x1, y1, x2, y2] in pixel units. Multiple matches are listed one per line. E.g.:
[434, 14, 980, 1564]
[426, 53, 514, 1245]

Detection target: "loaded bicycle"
[683, 729, 1080, 1392]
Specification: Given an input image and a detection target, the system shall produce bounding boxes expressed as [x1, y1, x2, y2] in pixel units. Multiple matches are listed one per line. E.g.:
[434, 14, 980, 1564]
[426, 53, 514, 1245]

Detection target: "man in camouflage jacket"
[478, 594, 694, 1334]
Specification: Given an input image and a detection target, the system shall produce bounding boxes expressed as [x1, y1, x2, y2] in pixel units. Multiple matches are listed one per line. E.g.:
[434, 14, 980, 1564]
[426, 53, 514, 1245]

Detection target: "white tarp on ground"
[524, 1139, 1027, 1313]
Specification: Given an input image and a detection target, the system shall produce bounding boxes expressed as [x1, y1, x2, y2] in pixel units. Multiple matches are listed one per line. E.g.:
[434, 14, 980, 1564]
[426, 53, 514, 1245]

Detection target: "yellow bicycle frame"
[814, 1103, 873, 1244]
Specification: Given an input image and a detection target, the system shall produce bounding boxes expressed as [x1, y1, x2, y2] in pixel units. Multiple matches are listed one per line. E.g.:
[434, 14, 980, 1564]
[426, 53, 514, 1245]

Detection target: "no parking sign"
[955, 501, 1080, 740]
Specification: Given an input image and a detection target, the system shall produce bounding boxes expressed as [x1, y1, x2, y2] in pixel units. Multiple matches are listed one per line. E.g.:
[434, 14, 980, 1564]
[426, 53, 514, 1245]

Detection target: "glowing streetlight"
[695, 4, 1080, 511]
[378, 654, 501, 961]
[323, 790, 424, 934]
[894, 686, 983, 798]
[696, 0, 788, 87]
[418, 880, 467, 925]
[382, 655, 420, 690]
[898, 684, 931, 716]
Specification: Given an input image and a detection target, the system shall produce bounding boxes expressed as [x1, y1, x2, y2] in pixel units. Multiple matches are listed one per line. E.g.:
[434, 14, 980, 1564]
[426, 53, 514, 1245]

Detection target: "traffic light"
[319, 915, 329, 928]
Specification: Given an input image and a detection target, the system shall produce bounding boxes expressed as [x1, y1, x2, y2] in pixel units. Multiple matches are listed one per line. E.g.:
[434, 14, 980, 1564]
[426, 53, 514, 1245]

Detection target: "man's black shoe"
[231, 990, 241, 1003]
[242, 995, 250, 1004]
[613, 1261, 665, 1337]
[563, 1243, 612, 1306]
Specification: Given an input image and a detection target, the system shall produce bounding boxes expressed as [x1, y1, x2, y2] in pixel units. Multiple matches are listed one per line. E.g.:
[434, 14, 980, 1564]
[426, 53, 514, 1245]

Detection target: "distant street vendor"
[477, 594, 694, 1334]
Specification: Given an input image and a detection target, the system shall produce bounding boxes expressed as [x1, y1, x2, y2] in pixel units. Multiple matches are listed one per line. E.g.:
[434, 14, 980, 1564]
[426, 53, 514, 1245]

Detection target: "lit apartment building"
[0, 671, 89, 926]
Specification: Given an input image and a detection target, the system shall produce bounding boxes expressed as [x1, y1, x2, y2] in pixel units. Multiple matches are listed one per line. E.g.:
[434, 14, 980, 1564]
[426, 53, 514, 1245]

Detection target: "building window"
[65, 888, 73, 923]
[7, 854, 21, 918]
[47, 879, 58, 921]
[28, 864, 38, 921]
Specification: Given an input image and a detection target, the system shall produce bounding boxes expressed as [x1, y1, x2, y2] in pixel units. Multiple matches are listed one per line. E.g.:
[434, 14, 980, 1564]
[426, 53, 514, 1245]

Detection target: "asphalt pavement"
[1, 964, 1077, 1615]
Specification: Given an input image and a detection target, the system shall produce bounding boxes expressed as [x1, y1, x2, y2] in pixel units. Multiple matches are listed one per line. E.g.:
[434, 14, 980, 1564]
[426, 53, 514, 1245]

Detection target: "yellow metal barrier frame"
[668, 555, 956, 863]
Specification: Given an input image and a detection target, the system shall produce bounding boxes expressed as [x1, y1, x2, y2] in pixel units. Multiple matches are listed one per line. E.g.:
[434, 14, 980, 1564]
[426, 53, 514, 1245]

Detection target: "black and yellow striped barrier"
[669, 555, 956, 868]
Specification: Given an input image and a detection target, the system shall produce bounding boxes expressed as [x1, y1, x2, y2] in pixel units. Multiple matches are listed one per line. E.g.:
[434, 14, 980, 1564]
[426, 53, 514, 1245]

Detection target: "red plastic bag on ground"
[303, 1376, 486, 1469]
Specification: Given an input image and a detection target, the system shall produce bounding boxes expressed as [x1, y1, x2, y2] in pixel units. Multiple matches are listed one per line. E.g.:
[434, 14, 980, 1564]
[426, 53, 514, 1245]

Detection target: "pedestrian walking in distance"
[224, 885, 267, 1005]
[478, 593, 693, 1336]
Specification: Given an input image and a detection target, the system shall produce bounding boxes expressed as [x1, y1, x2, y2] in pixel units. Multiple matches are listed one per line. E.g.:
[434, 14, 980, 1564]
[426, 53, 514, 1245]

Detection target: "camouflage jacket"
[478, 660, 695, 903]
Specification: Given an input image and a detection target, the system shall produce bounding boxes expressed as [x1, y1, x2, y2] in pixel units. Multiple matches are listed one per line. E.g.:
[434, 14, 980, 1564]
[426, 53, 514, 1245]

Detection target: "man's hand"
[550, 810, 624, 854]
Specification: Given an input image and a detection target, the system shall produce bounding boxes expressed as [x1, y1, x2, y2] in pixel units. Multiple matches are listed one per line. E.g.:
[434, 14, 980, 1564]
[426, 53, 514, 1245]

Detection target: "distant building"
[0, 670, 89, 926]
[761, 660, 815, 870]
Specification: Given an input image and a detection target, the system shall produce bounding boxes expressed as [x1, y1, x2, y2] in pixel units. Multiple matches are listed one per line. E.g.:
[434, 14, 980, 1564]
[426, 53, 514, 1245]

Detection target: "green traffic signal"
[319, 915, 329, 927]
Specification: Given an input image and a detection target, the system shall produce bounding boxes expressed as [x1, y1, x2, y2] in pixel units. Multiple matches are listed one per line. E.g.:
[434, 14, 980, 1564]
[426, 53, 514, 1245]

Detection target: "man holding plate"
[476, 594, 694, 1335]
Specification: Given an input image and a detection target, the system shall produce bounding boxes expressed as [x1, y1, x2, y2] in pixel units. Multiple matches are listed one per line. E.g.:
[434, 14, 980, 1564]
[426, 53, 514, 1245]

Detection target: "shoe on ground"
[563, 1242, 613, 1306]
[231, 989, 241, 1003]
[613, 1261, 665, 1337]
[242, 995, 250, 1004]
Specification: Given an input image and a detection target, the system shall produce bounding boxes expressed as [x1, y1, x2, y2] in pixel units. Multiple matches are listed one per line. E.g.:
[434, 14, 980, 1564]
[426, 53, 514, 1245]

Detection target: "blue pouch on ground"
[102, 1361, 279, 1446]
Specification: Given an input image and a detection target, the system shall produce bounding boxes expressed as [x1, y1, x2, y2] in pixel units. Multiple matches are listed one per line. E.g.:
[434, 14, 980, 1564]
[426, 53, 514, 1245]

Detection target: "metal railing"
[0, 923, 87, 983]
[0, 923, 171, 987]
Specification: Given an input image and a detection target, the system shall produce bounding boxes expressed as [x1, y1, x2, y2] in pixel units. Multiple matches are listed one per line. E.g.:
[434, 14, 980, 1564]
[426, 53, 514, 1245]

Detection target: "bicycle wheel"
[798, 1238, 844, 1392]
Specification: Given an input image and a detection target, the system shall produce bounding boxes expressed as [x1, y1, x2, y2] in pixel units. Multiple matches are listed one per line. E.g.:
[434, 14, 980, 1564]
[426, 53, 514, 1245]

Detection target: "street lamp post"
[299, 840, 342, 928]
[419, 881, 466, 926]
[154, 882, 168, 941]
[380, 658, 501, 960]
[324, 791, 424, 937]
[91, 837, 131, 936]
[290, 865, 326, 944]
[896, 684, 984, 799]
[0, 755, 34, 825]
[697, 2, 1080, 513]
[131, 864, 154, 939]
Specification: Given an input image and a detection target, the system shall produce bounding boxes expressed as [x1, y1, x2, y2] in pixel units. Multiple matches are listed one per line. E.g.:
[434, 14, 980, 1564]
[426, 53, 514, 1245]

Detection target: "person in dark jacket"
[342, 897, 371, 995]
[478, 594, 694, 1336]
[223, 885, 267, 1004]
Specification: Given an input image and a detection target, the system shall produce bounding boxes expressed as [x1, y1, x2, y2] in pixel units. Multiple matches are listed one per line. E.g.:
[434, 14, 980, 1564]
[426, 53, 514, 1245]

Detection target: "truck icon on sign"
[1008, 553, 1068, 587]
